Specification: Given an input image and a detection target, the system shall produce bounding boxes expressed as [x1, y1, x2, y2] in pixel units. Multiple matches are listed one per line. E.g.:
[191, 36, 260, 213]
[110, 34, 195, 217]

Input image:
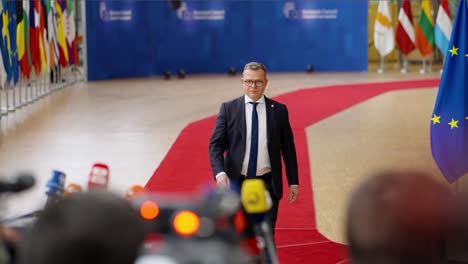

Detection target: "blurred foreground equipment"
[241, 179, 278, 264]
[133, 187, 255, 264]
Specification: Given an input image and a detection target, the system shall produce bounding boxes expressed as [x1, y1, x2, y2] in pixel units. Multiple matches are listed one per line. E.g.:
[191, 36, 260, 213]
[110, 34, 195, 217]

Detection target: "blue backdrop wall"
[86, 0, 368, 81]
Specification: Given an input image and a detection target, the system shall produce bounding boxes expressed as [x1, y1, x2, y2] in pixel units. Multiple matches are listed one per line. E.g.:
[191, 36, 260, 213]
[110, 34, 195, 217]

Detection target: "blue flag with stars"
[431, 0, 468, 183]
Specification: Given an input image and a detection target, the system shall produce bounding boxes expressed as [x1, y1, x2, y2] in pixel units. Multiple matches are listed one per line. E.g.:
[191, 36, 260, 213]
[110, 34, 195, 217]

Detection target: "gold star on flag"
[449, 119, 459, 129]
[431, 115, 441, 124]
[449, 46, 458, 56]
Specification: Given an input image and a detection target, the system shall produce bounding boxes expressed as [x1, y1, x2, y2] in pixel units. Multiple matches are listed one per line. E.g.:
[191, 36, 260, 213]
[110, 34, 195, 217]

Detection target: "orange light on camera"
[172, 210, 200, 236]
[233, 210, 247, 233]
[140, 200, 160, 220]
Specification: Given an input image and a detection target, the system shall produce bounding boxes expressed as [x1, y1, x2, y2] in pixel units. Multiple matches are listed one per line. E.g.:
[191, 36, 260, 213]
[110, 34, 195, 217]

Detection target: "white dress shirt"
[215, 94, 271, 180]
[241, 95, 271, 176]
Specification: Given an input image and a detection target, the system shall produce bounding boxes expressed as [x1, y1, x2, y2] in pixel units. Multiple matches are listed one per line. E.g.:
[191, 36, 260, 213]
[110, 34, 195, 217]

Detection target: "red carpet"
[146, 79, 439, 263]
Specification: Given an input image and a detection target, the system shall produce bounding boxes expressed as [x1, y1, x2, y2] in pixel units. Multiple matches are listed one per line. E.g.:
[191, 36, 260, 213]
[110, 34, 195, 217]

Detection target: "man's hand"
[288, 186, 299, 203]
[216, 174, 230, 189]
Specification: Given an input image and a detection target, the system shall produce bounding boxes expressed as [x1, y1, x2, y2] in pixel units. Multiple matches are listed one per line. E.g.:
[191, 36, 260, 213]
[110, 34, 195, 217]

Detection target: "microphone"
[45, 170, 66, 197]
[88, 163, 110, 190]
[241, 179, 278, 264]
[241, 179, 272, 222]
[0, 173, 35, 193]
[203, 187, 241, 217]
[126, 185, 146, 200]
[45, 170, 66, 208]
[64, 183, 83, 197]
[197, 187, 242, 241]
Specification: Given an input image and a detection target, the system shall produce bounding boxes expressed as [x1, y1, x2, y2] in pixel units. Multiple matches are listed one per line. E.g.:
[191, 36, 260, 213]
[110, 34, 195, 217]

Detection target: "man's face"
[241, 69, 268, 101]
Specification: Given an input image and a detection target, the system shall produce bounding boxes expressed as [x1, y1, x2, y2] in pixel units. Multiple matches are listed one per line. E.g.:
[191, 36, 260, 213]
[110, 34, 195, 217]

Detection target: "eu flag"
[8, 0, 18, 84]
[431, 0, 468, 183]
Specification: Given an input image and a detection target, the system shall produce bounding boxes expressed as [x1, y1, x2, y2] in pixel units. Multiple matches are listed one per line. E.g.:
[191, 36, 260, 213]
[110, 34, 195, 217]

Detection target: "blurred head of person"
[346, 170, 454, 264]
[18, 191, 147, 264]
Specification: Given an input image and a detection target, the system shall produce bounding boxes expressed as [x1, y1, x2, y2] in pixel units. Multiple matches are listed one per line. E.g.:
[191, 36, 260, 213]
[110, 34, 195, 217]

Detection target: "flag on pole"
[38, 0, 47, 73]
[29, 0, 40, 74]
[66, 0, 77, 65]
[56, 0, 68, 67]
[42, 0, 50, 70]
[0, 0, 6, 86]
[395, 0, 415, 56]
[374, 0, 395, 56]
[17, 0, 31, 78]
[434, 0, 452, 56]
[8, 0, 19, 84]
[24, 0, 32, 73]
[415, 0, 435, 57]
[1, 0, 12, 84]
[48, 0, 59, 70]
[430, 0, 468, 183]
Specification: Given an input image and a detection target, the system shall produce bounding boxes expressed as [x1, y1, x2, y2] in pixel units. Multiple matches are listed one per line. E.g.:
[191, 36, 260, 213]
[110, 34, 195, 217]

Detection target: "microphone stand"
[254, 221, 278, 264]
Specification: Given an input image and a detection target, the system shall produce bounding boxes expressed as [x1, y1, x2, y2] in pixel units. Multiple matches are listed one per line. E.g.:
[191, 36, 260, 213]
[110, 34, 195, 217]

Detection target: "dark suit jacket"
[209, 95, 299, 199]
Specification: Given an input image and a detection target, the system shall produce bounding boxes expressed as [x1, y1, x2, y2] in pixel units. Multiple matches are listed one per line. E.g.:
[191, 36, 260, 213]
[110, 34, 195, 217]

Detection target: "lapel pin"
[271, 104, 274, 108]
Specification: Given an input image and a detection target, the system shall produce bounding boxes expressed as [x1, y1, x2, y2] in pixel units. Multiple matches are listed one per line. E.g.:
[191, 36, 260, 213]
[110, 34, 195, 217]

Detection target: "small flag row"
[374, 0, 452, 59]
[0, 0, 78, 86]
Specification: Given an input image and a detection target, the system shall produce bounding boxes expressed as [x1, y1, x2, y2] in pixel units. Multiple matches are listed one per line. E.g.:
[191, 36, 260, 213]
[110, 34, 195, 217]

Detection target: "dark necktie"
[247, 102, 259, 178]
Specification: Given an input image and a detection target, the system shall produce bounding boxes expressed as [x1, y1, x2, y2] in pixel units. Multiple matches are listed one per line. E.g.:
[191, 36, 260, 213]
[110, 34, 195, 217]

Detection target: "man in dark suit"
[209, 62, 299, 231]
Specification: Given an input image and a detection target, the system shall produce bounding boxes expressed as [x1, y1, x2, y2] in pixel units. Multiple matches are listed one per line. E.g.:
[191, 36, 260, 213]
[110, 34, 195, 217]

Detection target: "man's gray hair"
[243, 62, 267, 75]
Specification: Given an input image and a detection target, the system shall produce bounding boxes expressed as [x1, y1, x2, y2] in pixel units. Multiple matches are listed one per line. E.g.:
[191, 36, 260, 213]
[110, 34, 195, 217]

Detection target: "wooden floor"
[0, 68, 447, 243]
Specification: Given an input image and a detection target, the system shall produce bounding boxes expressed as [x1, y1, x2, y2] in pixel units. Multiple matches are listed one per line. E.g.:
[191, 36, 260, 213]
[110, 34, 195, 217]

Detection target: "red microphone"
[88, 163, 110, 190]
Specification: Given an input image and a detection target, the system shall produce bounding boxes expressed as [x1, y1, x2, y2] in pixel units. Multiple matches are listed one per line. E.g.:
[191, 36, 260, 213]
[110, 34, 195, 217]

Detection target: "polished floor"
[0, 67, 446, 243]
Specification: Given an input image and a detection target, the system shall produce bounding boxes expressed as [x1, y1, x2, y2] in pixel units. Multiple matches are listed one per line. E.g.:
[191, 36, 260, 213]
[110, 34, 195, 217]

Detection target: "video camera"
[132, 187, 255, 264]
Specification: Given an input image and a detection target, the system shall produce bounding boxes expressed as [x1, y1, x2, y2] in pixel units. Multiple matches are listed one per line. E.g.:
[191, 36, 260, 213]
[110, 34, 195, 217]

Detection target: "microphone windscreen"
[46, 170, 66, 196]
[88, 163, 110, 190]
[15, 174, 35, 192]
[0, 173, 36, 193]
[241, 179, 272, 215]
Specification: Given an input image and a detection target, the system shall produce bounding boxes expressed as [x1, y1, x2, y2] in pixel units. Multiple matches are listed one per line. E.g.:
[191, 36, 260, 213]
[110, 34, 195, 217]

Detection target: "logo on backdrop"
[176, 2, 225, 21]
[99, 0, 133, 22]
[283, 1, 338, 20]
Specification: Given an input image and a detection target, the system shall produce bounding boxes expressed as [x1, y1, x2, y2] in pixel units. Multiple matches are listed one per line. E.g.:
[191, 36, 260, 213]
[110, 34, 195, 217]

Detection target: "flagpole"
[419, 58, 427, 74]
[377, 31, 384, 74]
[378, 54, 385, 73]
[2, 83, 7, 114]
[26, 77, 32, 104]
[22, 76, 28, 106]
[5, 81, 12, 112]
[39, 73, 43, 98]
[5, 82, 10, 112]
[440, 56, 445, 74]
[18, 74, 23, 108]
[0, 81, 5, 116]
[10, 82, 16, 112]
[400, 56, 409, 73]
[42, 73, 46, 97]
[33, 73, 38, 102]
[428, 55, 433, 72]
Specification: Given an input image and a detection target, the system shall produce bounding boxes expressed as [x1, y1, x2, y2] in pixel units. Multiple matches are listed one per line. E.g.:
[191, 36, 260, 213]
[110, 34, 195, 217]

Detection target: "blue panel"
[86, 0, 368, 80]
[249, 0, 368, 72]
[86, 0, 154, 80]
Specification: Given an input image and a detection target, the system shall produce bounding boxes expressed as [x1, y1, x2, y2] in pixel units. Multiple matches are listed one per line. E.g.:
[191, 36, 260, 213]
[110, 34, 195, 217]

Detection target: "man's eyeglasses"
[243, 79, 265, 87]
